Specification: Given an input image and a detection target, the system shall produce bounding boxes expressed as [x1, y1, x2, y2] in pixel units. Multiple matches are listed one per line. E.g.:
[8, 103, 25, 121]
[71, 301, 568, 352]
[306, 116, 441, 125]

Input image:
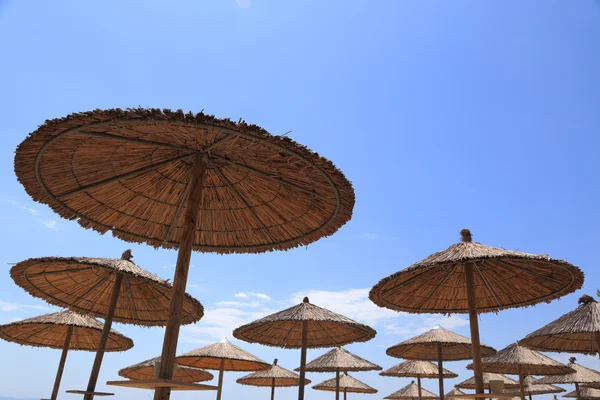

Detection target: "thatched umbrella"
[446, 387, 466, 400]
[233, 296, 376, 400]
[504, 376, 565, 400]
[118, 356, 213, 382]
[369, 229, 583, 395]
[9, 251, 202, 400]
[385, 381, 439, 400]
[381, 360, 456, 400]
[237, 358, 310, 400]
[299, 347, 381, 400]
[536, 357, 600, 400]
[468, 343, 574, 400]
[176, 338, 270, 400]
[456, 372, 521, 390]
[0, 310, 133, 400]
[520, 295, 600, 355]
[387, 325, 496, 400]
[313, 372, 377, 400]
[564, 387, 600, 399]
[14, 108, 355, 400]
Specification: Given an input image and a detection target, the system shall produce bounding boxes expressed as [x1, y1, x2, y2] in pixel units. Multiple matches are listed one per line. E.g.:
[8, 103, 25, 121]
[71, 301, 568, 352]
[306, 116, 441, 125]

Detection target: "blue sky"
[1, 0, 599, 399]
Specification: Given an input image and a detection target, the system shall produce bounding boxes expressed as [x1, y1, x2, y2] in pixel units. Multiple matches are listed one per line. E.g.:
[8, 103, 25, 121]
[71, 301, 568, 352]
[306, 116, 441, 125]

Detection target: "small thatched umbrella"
[381, 360, 456, 400]
[468, 343, 574, 400]
[119, 356, 213, 382]
[313, 372, 377, 400]
[10, 251, 202, 400]
[564, 387, 600, 399]
[456, 373, 521, 390]
[176, 338, 270, 400]
[504, 377, 565, 400]
[237, 358, 309, 400]
[387, 325, 496, 400]
[536, 357, 600, 400]
[0, 310, 133, 400]
[233, 296, 376, 400]
[446, 387, 466, 400]
[384, 381, 439, 400]
[369, 229, 583, 395]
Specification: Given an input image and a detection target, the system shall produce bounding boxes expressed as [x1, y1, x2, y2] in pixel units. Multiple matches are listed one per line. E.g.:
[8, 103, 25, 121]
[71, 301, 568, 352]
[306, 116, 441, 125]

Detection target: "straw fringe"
[312, 373, 377, 394]
[118, 356, 213, 382]
[384, 381, 439, 400]
[237, 359, 308, 387]
[176, 340, 270, 371]
[380, 360, 457, 379]
[456, 373, 520, 389]
[299, 347, 381, 372]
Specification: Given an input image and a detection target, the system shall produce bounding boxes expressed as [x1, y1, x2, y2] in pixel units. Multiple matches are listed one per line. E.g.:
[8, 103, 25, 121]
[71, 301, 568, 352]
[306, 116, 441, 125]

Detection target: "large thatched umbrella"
[313, 372, 377, 400]
[14, 108, 355, 400]
[385, 381, 439, 400]
[0, 310, 133, 400]
[564, 387, 600, 399]
[456, 372, 521, 390]
[504, 376, 565, 400]
[381, 360, 456, 400]
[9, 251, 201, 400]
[536, 357, 600, 400]
[468, 343, 574, 400]
[446, 388, 466, 400]
[369, 229, 583, 395]
[299, 347, 381, 400]
[237, 358, 309, 400]
[233, 296, 376, 400]
[176, 338, 270, 400]
[387, 325, 496, 400]
[118, 356, 213, 382]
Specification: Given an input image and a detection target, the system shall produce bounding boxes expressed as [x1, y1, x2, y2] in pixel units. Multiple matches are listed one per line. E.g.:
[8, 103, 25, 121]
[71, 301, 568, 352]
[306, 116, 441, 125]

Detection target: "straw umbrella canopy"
[536, 357, 600, 400]
[520, 295, 600, 355]
[386, 325, 496, 400]
[176, 338, 270, 400]
[14, 108, 355, 400]
[0, 310, 133, 400]
[118, 356, 213, 382]
[369, 229, 583, 395]
[10, 251, 202, 400]
[456, 373, 521, 390]
[233, 296, 376, 400]
[385, 381, 439, 400]
[504, 377, 565, 400]
[313, 372, 377, 400]
[237, 358, 310, 400]
[564, 387, 600, 399]
[446, 388, 466, 400]
[380, 360, 456, 400]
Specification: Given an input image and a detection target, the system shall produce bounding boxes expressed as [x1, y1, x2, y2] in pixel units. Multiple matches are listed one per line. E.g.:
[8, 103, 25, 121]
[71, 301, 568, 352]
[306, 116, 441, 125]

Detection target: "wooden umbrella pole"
[464, 262, 484, 394]
[344, 388, 347, 400]
[575, 382, 582, 400]
[50, 326, 73, 400]
[336, 368, 340, 400]
[154, 153, 208, 400]
[83, 272, 124, 400]
[418, 376, 423, 400]
[437, 343, 445, 400]
[216, 359, 225, 400]
[298, 320, 308, 400]
[528, 394, 532, 400]
[271, 377, 275, 400]
[517, 365, 525, 400]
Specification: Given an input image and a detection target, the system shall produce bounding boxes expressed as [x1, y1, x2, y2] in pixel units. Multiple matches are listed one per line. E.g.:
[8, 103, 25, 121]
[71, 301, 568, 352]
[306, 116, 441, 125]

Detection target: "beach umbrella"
[384, 381, 439, 400]
[504, 376, 565, 400]
[564, 387, 600, 399]
[536, 357, 600, 400]
[0, 310, 133, 400]
[118, 356, 213, 382]
[14, 108, 355, 400]
[237, 358, 310, 400]
[386, 325, 496, 400]
[369, 229, 582, 395]
[520, 295, 600, 355]
[176, 338, 270, 400]
[233, 296, 376, 400]
[300, 347, 381, 400]
[456, 373, 521, 390]
[380, 360, 456, 400]
[313, 372, 377, 400]
[467, 343, 574, 400]
[446, 387, 466, 400]
[9, 251, 202, 399]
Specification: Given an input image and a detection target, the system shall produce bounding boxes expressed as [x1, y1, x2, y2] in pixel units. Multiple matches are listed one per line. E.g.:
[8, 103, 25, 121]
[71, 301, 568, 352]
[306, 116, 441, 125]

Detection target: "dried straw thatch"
[175, 339, 270, 371]
[384, 381, 439, 400]
[0, 310, 132, 351]
[380, 361, 457, 379]
[369, 230, 583, 314]
[300, 347, 381, 372]
[504, 377, 565, 396]
[564, 387, 600, 399]
[237, 359, 309, 387]
[456, 373, 521, 389]
[9, 254, 203, 326]
[445, 388, 466, 399]
[118, 356, 213, 382]
[233, 297, 376, 348]
[14, 108, 355, 254]
[313, 372, 377, 394]
[520, 295, 600, 355]
[536, 358, 600, 385]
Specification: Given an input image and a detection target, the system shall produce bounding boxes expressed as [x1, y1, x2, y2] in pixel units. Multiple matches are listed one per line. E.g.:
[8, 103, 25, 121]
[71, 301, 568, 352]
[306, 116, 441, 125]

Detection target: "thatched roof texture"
[313, 373, 377, 394]
[237, 359, 309, 387]
[300, 347, 381, 372]
[385, 381, 439, 400]
[564, 387, 600, 399]
[369, 230, 583, 314]
[118, 356, 213, 382]
[380, 360, 457, 379]
[536, 358, 600, 385]
[445, 388, 466, 399]
[175, 338, 270, 371]
[456, 373, 520, 389]
[504, 377, 565, 396]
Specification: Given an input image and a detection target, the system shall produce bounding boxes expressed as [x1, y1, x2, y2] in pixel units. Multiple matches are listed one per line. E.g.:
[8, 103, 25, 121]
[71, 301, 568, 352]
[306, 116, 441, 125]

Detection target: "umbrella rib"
[382, 266, 437, 294]
[473, 262, 502, 309]
[54, 152, 196, 198]
[76, 130, 195, 152]
[421, 264, 459, 306]
[71, 272, 113, 309]
[280, 319, 302, 348]
[21, 324, 54, 342]
[163, 164, 195, 243]
[25, 267, 93, 277]
[495, 259, 568, 285]
[203, 133, 237, 152]
[315, 321, 338, 349]
[125, 275, 139, 322]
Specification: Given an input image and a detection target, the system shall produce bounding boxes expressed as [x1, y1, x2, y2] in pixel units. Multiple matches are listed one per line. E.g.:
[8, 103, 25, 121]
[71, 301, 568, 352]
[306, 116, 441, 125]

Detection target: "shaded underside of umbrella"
[445, 388, 466, 399]
[237, 359, 308, 387]
[536, 359, 600, 385]
[300, 347, 381, 372]
[175, 339, 270, 371]
[380, 360, 457, 379]
[385, 381, 439, 400]
[456, 373, 521, 389]
[313, 373, 377, 394]
[118, 356, 213, 382]
[504, 377, 565, 396]
[564, 387, 600, 399]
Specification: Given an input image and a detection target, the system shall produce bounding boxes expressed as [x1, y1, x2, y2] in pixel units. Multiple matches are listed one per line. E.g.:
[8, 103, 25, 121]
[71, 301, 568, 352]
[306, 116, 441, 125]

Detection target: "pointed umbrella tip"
[460, 229, 472, 243]
[569, 356, 576, 364]
[579, 295, 596, 305]
[273, 358, 278, 365]
[121, 249, 133, 260]
[303, 296, 309, 303]
[433, 324, 444, 330]
[220, 337, 229, 343]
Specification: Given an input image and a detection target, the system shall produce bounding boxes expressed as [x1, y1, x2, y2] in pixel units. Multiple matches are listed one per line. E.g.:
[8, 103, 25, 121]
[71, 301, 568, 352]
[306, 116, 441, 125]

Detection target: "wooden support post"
[575, 382, 582, 400]
[298, 320, 308, 400]
[464, 262, 484, 394]
[153, 153, 207, 400]
[417, 376, 423, 400]
[344, 388, 347, 400]
[216, 360, 224, 400]
[271, 378, 275, 400]
[83, 272, 124, 400]
[336, 369, 340, 400]
[517, 366, 526, 400]
[50, 326, 73, 400]
[438, 343, 445, 400]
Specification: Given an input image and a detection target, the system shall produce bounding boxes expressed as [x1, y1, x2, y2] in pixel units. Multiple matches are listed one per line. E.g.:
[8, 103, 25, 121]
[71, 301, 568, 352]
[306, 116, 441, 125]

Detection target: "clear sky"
[1, 1, 599, 399]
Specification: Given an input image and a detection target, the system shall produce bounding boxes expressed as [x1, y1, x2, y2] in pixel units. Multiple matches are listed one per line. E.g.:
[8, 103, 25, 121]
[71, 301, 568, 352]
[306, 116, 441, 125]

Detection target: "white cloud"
[44, 220, 57, 230]
[0, 300, 48, 312]
[9, 200, 39, 215]
[233, 292, 271, 302]
[234, 292, 250, 299]
[236, 0, 251, 9]
[355, 233, 378, 240]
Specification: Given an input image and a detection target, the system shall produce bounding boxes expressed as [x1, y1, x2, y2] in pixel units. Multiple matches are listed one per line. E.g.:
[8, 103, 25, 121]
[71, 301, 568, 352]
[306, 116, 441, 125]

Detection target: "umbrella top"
[9, 251, 203, 326]
[299, 347, 381, 372]
[456, 372, 521, 389]
[380, 360, 457, 379]
[504, 376, 565, 396]
[536, 358, 600, 385]
[468, 342, 574, 376]
[175, 338, 270, 372]
[118, 356, 213, 382]
[386, 325, 497, 361]
[384, 381, 439, 400]
[446, 388, 466, 399]
[237, 358, 309, 387]
[14, 108, 355, 254]
[520, 295, 600, 354]
[369, 229, 583, 314]
[564, 387, 600, 399]
[233, 297, 376, 348]
[312, 372, 377, 394]
[0, 310, 132, 351]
